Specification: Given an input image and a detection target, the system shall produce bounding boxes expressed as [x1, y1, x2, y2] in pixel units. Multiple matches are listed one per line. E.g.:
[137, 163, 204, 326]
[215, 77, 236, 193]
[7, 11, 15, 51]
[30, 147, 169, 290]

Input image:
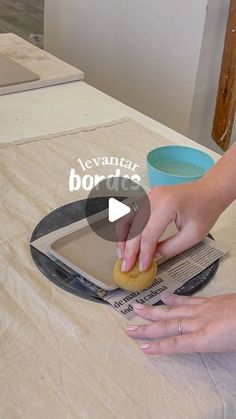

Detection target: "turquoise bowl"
[147, 145, 215, 187]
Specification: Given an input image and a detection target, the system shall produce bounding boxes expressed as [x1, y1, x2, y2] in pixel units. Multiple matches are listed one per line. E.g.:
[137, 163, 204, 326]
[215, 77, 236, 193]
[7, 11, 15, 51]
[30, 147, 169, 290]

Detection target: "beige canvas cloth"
[1, 119, 236, 419]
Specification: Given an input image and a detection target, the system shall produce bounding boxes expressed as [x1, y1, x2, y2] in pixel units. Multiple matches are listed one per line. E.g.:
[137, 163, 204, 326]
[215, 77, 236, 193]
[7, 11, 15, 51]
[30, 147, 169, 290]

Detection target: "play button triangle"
[108, 198, 131, 223]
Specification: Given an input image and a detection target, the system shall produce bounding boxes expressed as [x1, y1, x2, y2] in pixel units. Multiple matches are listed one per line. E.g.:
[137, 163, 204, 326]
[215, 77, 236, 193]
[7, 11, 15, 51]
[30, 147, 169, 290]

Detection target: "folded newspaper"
[31, 227, 229, 319]
[104, 239, 228, 318]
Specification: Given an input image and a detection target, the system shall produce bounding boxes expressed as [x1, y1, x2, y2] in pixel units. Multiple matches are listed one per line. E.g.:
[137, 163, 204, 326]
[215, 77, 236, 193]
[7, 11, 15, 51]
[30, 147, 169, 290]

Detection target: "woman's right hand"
[117, 179, 223, 273]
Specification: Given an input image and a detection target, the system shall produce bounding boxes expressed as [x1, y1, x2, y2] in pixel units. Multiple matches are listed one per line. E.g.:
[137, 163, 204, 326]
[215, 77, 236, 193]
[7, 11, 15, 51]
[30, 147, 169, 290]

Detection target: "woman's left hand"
[126, 293, 236, 355]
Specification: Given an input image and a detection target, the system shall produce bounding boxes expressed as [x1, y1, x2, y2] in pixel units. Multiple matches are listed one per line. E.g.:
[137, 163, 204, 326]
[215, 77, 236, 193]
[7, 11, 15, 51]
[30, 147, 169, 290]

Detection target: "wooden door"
[212, 0, 236, 151]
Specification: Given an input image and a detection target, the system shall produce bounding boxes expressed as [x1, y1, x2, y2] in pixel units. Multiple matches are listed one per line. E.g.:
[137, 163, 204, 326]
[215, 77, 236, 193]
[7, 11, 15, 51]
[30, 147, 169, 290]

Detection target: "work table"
[1, 76, 236, 419]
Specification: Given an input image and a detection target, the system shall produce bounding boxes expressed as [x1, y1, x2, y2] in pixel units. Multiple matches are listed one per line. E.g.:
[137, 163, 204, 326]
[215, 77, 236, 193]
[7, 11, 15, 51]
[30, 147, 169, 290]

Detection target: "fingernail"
[139, 260, 144, 272]
[161, 292, 171, 299]
[126, 325, 138, 331]
[121, 259, 127, 272]
[133, 303, 145, 310]
[140, 343, 150, 349]
[117, 248, 122, 259]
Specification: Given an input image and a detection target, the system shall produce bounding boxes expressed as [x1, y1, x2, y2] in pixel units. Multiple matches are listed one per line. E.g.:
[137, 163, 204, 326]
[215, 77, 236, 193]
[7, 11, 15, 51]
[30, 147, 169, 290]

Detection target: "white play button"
[108, 198, 131, 223]
[85, 177, 151, 242]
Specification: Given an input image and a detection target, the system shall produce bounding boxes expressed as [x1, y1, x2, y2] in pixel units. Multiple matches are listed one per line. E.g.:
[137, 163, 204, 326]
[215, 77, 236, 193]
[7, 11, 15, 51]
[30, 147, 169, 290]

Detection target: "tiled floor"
[0, 0, 44, 40]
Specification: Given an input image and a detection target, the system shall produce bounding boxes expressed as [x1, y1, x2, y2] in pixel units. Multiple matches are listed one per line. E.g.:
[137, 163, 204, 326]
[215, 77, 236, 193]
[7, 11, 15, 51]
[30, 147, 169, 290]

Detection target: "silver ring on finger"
[178, 319, 183, 335]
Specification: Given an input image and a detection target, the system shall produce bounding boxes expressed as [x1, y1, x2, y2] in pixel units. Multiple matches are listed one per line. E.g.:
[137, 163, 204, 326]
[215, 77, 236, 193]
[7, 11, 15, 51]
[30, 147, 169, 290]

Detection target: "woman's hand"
[117, 179, 223, 273]
[126, 293, 236, 355]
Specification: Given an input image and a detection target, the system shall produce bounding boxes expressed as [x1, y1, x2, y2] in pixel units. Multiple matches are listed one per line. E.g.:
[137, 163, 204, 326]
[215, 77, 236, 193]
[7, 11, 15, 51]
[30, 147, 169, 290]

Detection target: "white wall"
[44, 0, 232, 151]
[44, 0, 208, 135]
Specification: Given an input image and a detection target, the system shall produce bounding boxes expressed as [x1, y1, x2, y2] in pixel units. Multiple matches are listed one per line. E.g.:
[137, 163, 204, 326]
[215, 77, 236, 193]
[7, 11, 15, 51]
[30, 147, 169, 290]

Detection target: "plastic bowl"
[147, 145, 215, 187]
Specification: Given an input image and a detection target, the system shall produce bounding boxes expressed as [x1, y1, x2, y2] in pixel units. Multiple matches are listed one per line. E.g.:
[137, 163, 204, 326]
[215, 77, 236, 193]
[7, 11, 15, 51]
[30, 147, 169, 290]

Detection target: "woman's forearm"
[200, 142, 236, 214]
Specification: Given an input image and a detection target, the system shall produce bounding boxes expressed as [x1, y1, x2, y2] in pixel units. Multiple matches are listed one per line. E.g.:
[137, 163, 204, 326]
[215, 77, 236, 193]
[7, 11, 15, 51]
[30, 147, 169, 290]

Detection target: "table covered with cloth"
[1, 118, 236, 419]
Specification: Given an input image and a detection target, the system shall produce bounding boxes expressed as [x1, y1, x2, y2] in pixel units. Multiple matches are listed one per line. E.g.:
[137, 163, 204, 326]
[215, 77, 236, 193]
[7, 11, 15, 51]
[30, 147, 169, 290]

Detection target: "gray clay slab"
[0, 54, 39, 87]
[51, 221, 118, 290]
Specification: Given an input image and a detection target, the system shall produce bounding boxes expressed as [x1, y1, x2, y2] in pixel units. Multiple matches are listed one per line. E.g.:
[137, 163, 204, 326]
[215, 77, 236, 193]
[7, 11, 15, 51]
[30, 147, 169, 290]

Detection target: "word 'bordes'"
[69, 168, 141, 192]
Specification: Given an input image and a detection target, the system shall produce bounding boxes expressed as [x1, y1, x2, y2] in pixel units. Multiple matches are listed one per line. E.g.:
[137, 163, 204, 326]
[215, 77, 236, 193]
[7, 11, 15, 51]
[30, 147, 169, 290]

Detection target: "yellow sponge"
[113, 258, 157, 292]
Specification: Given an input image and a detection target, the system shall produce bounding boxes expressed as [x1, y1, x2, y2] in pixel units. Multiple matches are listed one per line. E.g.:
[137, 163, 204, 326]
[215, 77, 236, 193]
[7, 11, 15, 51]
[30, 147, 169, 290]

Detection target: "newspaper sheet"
[31, 229, 228, 319]
[104, 239, 228, 318]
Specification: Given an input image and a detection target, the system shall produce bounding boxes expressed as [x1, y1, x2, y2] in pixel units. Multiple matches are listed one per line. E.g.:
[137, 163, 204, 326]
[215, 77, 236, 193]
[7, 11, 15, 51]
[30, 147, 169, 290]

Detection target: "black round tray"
[30, 198, 219, 305]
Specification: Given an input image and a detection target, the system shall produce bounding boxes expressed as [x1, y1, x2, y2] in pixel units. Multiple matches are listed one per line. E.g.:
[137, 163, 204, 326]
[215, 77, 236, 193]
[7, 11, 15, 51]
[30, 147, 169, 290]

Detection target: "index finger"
[116, 210, 136, 259]
[139, 207, 174, 270]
